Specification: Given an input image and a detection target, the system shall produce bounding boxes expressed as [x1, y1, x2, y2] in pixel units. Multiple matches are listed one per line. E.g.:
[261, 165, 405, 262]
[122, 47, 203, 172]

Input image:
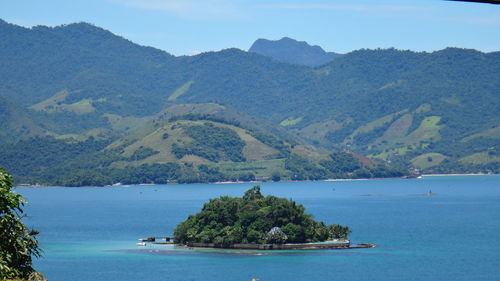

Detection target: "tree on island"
[0, 168, 45, 281]
[174, 186, 350, 247]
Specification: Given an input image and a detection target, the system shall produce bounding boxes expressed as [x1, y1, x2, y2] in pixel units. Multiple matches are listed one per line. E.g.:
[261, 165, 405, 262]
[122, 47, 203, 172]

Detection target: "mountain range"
[249, 37, 340, 67]
[0, 19, 499, 185]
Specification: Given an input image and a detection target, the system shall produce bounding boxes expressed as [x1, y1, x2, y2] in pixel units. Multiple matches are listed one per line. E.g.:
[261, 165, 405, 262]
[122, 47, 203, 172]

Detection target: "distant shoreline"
[421, 173, 491, 177]
[15, 173, 497, 188]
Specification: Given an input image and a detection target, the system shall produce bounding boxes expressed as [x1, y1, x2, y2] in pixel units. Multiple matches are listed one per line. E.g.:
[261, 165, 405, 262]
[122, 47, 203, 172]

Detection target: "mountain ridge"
[0, 18, 498, 179]
[249, 37, 340, 67]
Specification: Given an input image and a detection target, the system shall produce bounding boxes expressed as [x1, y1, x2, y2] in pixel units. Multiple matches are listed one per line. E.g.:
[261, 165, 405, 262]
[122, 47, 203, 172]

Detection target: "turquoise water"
[19, 175, 500, 281]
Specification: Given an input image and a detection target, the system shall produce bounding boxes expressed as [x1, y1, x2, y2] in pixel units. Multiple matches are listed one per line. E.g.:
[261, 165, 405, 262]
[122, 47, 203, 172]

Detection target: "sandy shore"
[422, 173, 490, 177]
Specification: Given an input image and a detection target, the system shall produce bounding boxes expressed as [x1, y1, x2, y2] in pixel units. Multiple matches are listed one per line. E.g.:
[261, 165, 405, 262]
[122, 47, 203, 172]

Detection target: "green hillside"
[0, 19, 499, 177]
[0, 95, 49, 144]
[0, 115, 406, 186]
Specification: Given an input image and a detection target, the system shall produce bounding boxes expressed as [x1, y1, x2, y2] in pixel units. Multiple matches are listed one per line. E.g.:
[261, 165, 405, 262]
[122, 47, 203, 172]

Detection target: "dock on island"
[138, 236, 176, 244]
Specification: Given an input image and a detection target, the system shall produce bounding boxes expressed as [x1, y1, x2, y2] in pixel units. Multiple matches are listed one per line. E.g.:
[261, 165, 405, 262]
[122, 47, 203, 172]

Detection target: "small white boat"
[136, 242, 146, 246]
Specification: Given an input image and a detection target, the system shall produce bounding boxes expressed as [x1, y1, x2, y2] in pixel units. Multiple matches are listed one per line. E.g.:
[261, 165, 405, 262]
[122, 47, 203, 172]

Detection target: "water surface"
[19, 175, 500, 281]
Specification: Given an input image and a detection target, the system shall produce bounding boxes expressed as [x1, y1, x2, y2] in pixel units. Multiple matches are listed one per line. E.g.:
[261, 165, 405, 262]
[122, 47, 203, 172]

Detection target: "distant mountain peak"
[276, 37, 319, 47]
[279, 36, 301, 42]
[249, 37, 340, 67]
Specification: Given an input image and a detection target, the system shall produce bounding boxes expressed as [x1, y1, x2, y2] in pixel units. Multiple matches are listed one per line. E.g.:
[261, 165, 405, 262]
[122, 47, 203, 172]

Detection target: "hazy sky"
[1, 0, 499, 56]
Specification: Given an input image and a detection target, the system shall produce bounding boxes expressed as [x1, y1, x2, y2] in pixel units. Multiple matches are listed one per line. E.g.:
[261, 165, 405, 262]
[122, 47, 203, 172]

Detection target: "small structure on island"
[167, 186, 373, 250]
[266, 227, 288, 244]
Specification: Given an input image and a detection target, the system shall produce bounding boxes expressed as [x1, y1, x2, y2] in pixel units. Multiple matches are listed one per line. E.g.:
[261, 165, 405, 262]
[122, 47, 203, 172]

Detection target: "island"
[172, 186, 373, 250]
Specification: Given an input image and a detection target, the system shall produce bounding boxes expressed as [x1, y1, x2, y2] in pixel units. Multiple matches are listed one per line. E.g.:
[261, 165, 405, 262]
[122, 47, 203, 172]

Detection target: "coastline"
[160, 241, 376, 251]
[421, 173, 490, 177]
[178, 243, 376, 251]
[14, 173, 497, 188]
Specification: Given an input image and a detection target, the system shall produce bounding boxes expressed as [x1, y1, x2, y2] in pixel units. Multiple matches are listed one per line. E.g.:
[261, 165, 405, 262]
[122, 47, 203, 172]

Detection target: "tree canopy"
[0, 168, 42, 280]
[2, 20, 497, 182]
[174, 186, 350, 247]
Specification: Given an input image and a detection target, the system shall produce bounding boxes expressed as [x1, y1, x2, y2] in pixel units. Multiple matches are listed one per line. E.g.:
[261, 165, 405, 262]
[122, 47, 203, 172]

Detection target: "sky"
[1, 0, 499, 56]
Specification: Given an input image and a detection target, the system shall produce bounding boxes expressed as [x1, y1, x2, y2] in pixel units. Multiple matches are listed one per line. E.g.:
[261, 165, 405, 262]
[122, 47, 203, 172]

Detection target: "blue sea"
[18, 175, 500, 281]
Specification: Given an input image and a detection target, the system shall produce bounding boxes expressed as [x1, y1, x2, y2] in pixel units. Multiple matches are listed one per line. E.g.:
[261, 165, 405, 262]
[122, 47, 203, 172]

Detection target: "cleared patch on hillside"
[369, 115, 443, 160]
[109, 120, 285, 167]
[214, 123, 279, 161]
[60, 99, 96, 114]
[56, 128, 115, 141]
[155, 103, 226, 121]
[105, 103, 231, 133]
[218, 159, 286, 179]
[378, 116, 441, 150]
[30, 89, 107, 115]
[30, 89, 70, 110]
[371, 146, 411, 160]
[370, 142, 429, 160]
[347, 110, 408, 144]
[110, 123, 190, 167]
[297, 119, 343, 142]
[291, 145, 321, 158]
[103, 113, 149, 132]
[378, 80, 405, 90]
[350, 152, 375, 168]
[353, 113, 396, 135]
[459, 152, 500, 165]
[381, 113, 413, 140]
[441, 97, 462, 106]
[179, 155, 211, 165]
[411, 153, 447, 169]
[462, 126, 500, 142]
[168, 80, 194, 101]
[280, 117, 303, 126]
[414, 104, 431, 114]
[242, 137, 279, 161]
[405, 116, 442, 143]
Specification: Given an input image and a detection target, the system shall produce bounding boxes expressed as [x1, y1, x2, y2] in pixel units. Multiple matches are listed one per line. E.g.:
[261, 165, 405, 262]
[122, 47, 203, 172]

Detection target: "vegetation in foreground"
[174, 186, 350, 247]
[0, 168, 45, 280]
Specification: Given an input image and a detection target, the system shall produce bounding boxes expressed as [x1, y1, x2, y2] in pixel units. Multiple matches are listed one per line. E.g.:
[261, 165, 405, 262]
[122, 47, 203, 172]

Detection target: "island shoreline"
[147, 242, 376, 251]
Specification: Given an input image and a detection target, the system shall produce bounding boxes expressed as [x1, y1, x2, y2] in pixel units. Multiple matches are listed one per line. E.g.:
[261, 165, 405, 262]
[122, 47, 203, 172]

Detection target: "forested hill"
[0, 19, 177, 113]
[0, 116, 406, 186]
[0, 19, 499, 177]
[249, 37, 340, 67]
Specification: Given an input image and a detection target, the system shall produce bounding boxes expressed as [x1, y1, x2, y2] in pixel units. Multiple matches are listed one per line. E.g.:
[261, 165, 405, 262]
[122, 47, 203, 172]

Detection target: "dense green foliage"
[249, 130, 291, 158]
[285, 152, 408, 180]
[0, 135, 226, 186]
[285, 154, 327, 180]
[172, 123, 246, 162]
[169, 114, 242, 126]
[170, 114, 292, 157]
[0, 168, 41, 280]
[320, 152, 362, 174]
[174, 186, 350, 247]
[0, 136, 111, 179]
[0, 19, 497, 176]
[0, 133, 408, 186]
[127, 147, 159, 161]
